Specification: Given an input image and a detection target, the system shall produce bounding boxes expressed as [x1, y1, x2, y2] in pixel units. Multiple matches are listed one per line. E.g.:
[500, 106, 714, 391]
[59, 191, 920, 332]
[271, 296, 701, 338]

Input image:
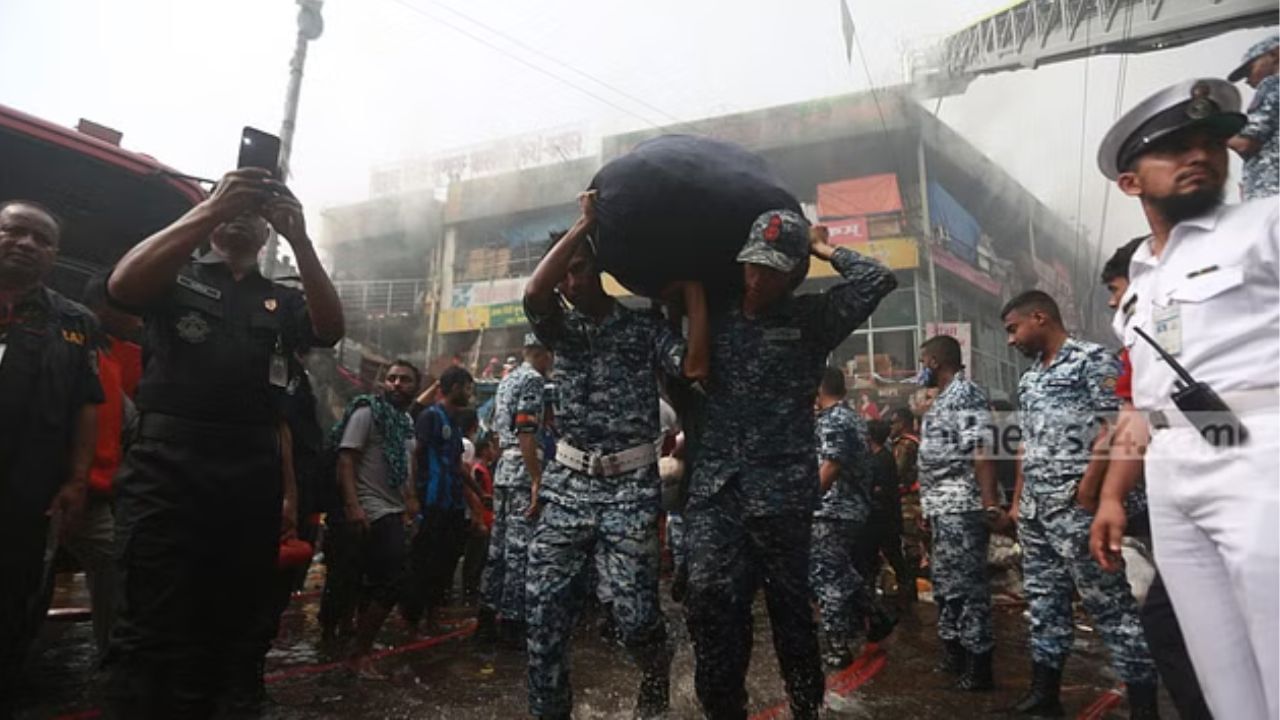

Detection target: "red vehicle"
[0, 103, 206, 297]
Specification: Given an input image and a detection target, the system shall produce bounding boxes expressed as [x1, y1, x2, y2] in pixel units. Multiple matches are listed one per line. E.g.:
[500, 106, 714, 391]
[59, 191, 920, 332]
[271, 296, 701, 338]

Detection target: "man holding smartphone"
[105, 167, 343, 718]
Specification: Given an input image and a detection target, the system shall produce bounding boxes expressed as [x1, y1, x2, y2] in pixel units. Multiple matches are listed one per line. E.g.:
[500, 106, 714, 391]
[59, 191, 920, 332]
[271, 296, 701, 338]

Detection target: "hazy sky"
[2, 0, 1273, 264]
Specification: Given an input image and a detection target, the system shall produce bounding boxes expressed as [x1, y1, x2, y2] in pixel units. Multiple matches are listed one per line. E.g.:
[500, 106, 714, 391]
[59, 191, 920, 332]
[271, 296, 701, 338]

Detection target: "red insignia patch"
[763, 214, 782, 242]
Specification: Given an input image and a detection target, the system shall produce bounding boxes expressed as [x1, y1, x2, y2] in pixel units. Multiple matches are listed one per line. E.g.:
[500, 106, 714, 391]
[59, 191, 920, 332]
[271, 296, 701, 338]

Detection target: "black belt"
[138, 412, 279, 452]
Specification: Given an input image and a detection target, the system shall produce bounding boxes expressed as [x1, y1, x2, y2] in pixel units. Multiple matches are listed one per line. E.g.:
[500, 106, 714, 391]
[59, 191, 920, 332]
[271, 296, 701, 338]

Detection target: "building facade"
[332, 89, 1105, 402]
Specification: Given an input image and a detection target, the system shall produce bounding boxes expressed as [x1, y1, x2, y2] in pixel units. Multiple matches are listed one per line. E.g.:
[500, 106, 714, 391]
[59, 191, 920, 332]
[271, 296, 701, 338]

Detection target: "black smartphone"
[237, 126, 281, 176]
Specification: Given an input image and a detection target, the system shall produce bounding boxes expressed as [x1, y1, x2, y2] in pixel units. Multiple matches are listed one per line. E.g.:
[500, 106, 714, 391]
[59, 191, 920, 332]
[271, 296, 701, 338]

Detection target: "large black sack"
[588, 134, 801, 298]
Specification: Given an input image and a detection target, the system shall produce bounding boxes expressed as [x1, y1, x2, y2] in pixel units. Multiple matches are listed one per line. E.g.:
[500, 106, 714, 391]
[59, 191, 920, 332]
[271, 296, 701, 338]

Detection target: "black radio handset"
[1132, 326, 1248, 447]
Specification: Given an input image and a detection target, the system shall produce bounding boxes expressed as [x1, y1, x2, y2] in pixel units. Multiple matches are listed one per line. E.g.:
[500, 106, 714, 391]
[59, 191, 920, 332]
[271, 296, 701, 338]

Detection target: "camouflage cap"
[1228, 35, 1279, 82]
[736, 209, 810, 273]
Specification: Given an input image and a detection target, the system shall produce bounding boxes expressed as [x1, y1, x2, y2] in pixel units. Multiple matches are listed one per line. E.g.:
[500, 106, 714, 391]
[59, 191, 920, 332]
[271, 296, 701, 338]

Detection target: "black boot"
[634, 638, 673, 719]
[867, 607, 898, 643]
[635, 669, 670, 719]
[599, 612, 620, 646]
[1126, 681, 1159, 720]
[935, 639, 966, 674]
[501, 619, 526, 651]
[954, 649, 993, 691]
[897, 575, 918, 606]
[670, 565, 688, 604]
[1012, 662, 1064, 717]
[821, 636, 854, 670]
[474, 607, 498, 643]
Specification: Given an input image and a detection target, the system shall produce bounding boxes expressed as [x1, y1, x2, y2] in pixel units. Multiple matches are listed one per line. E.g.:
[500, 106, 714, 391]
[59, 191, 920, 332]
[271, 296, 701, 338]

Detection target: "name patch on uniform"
[177, 275, 222, 300]
[1153, 304, 1182, 356]
[762, 328, 801, 342]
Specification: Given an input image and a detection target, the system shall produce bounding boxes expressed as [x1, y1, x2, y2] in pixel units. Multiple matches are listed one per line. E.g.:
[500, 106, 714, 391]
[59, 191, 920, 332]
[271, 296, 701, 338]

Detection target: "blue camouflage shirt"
[813, 403, 873, 523]
[921, 368, 988, 515]
[492, 361, 546, 489]
[918, 372, 992, 518]
[690, 247, 897, 518]
[1241, 75, 1279, 201]
[525, 296, 685, 506]
[1017, 338, 1120, 518]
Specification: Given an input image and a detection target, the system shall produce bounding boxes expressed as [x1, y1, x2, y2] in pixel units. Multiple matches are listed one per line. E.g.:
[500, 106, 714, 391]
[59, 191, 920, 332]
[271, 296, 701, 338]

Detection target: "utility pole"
[264, 0, 324, 278]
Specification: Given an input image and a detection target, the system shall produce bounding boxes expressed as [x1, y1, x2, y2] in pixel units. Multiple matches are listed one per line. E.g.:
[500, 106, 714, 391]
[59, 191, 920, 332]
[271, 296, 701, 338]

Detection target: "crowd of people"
[0, 36, 1275, 720]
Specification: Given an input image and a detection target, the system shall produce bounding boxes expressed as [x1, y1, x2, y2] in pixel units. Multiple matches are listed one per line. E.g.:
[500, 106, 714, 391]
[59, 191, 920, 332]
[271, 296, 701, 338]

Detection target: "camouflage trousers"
[929, 511, 993, 653]
[809, 519, 869, 644]
[1019, 504, 1157, 683]
[479, 486, 532, 622]
[685, 486, 824, 720]
[525, 497, 669, 717]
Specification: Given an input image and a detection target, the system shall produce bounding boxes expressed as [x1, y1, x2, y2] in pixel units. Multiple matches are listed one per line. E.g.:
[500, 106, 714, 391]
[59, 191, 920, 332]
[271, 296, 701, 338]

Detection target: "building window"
[870, 329, 919, 384]
[872, 286, 917, 328]
[832, 332, 871, 385]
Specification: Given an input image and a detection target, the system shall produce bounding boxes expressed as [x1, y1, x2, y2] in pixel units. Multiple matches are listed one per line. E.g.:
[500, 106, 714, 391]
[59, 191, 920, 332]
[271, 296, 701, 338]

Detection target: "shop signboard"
[817, 174, 903, 218]
[808, 236, 919, 276]
[826, 216, 869, 244]
[450, 277, 525, 309]
[437, 301, 527, 333]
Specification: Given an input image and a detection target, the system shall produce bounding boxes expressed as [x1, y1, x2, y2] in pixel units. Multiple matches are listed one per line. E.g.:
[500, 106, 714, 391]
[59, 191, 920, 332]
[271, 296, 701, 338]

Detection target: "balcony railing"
[335, 279, 427, 316]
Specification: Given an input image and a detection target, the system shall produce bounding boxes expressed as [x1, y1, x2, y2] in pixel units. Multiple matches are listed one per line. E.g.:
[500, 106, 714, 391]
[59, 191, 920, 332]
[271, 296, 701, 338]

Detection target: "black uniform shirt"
[129, 252, 326, 426]
[0, 286, 103, 507]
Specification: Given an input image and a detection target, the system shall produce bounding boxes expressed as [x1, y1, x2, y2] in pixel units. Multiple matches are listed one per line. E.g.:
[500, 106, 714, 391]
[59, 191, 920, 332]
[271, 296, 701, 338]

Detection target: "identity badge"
[269, 353, 289, 388]
[1152, 304, 1182, 356]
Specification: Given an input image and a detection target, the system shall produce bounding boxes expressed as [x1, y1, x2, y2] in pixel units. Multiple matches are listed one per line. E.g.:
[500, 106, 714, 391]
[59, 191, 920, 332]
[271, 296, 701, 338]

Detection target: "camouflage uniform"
[685, 246, 896, 719]
[918, 373, 994, 654]
[523, 296, 684, 718]
[1241, 74, 1279, 200]
[479, 361, 545, 623]
[1017, 338, 1156, 684]
[809, 405, 874, 646]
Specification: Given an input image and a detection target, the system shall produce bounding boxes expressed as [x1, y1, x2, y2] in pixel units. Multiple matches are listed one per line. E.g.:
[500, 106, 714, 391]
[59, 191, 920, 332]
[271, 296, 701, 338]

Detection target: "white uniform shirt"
[1112, 198, 1280, 411]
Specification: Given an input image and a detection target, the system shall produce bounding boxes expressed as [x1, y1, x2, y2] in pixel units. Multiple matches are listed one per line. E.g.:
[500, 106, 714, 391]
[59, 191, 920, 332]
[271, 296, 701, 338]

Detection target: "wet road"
[19, 571, 1171, 719]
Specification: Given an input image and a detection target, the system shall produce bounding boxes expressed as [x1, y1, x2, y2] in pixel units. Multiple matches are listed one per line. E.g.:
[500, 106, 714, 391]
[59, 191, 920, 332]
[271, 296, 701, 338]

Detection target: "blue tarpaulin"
[928, 181, 980, 265]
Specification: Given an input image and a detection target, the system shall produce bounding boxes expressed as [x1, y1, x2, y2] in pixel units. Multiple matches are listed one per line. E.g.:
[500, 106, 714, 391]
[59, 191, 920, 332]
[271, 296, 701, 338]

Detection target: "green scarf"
[331, 393, 413, 488]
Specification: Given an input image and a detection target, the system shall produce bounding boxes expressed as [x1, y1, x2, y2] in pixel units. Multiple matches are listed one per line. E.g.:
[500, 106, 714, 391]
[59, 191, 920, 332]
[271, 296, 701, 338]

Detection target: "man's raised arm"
[109, 169, 271, 309]
[524, 191, 595, 317]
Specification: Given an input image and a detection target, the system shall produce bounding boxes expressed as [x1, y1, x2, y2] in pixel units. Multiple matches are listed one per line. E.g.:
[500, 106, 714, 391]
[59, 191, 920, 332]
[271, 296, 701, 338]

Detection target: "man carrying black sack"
[685, 213, 895, 720]
[105, 168, 343, 718]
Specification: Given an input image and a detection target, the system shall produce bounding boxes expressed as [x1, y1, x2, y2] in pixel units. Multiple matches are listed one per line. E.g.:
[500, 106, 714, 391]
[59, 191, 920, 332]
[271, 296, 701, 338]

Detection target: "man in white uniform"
[1096, 77, 1279, 720]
